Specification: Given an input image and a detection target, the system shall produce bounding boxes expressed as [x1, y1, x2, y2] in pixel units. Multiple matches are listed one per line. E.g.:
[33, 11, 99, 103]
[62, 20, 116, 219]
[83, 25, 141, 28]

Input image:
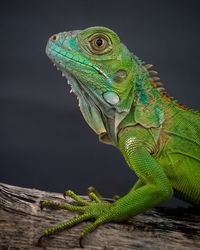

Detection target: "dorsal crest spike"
[143, 62, 197, 114]
[144, 62, 164, 91]
[152, 76, 160, 82]
[149, 70, 158, 76]
[145, 64, 153, 70]
[156, 82, 163, 87]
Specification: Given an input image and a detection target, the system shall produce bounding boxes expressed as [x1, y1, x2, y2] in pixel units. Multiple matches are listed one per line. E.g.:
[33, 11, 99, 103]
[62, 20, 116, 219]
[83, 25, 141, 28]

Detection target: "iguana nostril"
[51, 34, 58, 41]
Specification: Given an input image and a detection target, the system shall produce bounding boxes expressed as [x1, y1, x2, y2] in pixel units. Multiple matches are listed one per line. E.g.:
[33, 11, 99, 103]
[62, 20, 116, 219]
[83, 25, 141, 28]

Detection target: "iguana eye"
[90, 35, 109, 52]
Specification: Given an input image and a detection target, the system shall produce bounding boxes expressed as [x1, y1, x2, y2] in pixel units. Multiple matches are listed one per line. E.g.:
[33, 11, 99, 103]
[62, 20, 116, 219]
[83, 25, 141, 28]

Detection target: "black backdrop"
[1, 0, 200, 207]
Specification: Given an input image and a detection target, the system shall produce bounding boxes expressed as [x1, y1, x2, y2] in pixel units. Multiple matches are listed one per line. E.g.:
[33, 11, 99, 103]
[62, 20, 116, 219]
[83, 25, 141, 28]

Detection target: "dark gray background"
[1, 0, 199, 207]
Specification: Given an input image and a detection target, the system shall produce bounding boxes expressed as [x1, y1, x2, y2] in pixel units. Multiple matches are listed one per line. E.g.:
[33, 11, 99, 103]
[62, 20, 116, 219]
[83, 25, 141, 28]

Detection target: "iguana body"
[40, 26, 200, 245]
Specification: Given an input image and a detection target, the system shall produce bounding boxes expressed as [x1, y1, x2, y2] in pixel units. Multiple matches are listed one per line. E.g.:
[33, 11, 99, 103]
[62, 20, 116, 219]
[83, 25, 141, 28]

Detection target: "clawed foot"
[39, 187, 114, 247]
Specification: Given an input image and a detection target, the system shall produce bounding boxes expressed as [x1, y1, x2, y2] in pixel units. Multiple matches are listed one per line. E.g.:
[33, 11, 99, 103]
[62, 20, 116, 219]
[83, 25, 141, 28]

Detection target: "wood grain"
[0, 183, 199, 249]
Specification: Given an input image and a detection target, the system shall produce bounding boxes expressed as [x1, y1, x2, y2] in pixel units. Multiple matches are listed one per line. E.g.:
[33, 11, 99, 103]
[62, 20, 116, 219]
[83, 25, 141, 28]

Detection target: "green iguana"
[40, 26, 200, 246]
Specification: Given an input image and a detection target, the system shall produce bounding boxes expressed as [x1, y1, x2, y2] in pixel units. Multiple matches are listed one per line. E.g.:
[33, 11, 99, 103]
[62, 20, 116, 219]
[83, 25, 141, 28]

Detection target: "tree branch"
[0, 182, 199, 249]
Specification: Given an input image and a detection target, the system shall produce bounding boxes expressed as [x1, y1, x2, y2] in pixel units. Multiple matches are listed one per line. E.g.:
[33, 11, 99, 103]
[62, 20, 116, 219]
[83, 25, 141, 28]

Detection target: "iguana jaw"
[46, 28, 135, 143]
[46, 46, 111, 136]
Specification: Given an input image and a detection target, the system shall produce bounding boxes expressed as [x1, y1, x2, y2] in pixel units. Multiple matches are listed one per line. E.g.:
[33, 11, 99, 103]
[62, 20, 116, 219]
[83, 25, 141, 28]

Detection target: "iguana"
[40, 26, 200, 246]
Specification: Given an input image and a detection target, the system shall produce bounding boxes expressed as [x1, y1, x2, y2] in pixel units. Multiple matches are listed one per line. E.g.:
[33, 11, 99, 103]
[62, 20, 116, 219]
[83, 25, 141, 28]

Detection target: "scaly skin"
[40, 27, 200, 246]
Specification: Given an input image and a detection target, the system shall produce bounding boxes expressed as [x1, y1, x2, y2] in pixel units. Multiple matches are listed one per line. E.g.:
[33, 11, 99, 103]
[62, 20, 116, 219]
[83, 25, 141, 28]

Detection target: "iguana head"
[46, 26, 135, 142]
[46, 26, 165, 144]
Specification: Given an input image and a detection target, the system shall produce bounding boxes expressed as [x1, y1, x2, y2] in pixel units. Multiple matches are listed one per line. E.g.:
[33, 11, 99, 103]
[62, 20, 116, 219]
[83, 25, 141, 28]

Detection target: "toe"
[64, 190, 90, 206]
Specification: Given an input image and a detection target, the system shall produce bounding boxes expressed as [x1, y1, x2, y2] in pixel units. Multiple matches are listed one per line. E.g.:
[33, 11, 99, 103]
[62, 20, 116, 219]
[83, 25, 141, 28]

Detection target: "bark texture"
[0, 182, 199, 250]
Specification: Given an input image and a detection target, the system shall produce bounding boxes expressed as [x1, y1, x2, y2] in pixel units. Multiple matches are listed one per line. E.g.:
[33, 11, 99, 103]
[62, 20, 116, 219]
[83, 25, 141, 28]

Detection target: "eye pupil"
[90, 35, 109, 53]
[95, 38, 103, 47]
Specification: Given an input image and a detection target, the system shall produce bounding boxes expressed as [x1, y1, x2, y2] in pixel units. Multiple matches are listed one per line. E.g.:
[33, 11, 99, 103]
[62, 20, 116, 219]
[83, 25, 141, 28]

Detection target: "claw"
[63, 189, 74, 199]
[40, 200, 46, 210]
[79, 236, 85, 248]
[37, 234, 45, 247]
[63, 191, 67, 199]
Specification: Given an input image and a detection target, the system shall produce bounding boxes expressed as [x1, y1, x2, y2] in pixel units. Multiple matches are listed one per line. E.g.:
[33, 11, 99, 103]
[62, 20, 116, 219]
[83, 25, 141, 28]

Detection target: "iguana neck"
[79, 54, 178, 145]
[133, 55, 163, 108]
[116, 55, 176, 134]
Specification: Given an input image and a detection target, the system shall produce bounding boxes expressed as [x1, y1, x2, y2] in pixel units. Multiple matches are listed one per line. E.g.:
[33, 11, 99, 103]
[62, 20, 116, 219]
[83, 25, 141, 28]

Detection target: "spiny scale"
[149, 70, 158, 76]
[144, 63, 164, 90]
[156, 82, 163, 87]
[152, 76, 160, 82]
[144, 63, 187, 108]
[145, 64, 153, 70]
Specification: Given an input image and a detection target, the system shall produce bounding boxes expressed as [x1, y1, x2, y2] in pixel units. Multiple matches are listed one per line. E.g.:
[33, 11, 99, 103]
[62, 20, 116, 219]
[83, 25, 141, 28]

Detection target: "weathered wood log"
[0, 183, 199, 250]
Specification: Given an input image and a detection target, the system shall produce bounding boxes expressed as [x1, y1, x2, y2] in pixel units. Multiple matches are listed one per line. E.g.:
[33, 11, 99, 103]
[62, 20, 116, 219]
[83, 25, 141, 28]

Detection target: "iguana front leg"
[39, 127, 173, 246]
[114, 127, 173, 218]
